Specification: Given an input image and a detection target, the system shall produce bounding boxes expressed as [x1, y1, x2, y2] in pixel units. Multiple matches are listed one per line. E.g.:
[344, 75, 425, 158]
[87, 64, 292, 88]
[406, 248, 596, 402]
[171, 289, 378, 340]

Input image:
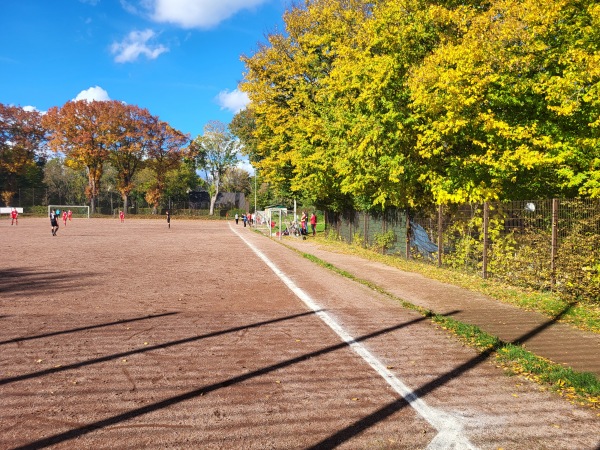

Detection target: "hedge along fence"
[411, 199, 600, 305]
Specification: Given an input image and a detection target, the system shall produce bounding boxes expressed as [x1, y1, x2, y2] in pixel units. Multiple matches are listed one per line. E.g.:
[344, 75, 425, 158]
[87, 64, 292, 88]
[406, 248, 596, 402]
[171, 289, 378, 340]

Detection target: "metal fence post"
[438, 204, 443, 267]
[364, 212, 368, 247]
[551, 198, 559, 290]
[406, 211, 411, 259]
[482, 202, 489, 279]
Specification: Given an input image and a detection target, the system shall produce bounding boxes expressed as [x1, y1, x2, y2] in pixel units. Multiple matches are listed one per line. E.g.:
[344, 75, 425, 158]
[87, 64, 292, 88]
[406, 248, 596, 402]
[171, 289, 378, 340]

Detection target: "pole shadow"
[0, 310, 317, 387]
[0, 312, 180, 346]
[11, 313, 437, 449]
[309, 303, 582, 448]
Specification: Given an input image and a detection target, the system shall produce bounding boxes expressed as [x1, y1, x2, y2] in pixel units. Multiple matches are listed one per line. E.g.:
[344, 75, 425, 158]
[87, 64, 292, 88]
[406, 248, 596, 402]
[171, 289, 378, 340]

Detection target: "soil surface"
[1, 218, 599, 449]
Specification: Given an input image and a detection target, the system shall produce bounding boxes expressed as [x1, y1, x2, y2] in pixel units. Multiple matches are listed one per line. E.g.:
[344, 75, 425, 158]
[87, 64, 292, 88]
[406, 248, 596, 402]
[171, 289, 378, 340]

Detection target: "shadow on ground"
[0, 268, 98, 297]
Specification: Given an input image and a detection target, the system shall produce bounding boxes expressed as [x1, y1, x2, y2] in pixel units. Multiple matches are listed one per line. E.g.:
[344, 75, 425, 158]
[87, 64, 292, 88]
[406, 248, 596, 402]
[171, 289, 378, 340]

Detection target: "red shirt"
[11, 210, 17, 219]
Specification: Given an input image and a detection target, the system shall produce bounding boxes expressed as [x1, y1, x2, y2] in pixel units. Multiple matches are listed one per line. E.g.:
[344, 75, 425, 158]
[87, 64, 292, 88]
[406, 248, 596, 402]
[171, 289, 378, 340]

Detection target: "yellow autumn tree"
[408, 0, 600, 203]
[241, 0, 370, 210]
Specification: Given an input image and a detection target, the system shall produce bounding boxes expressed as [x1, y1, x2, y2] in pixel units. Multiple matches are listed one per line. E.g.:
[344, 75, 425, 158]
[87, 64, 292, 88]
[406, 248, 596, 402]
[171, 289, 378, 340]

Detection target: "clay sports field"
[1, 217, 599, 449]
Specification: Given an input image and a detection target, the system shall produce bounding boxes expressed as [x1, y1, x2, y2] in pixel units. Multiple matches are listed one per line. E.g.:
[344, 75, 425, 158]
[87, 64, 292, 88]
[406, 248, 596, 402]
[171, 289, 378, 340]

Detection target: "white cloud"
[216, 88, 249, 114]
[22, 105, 39, 112]
[111, 29, 168, 63]
[149, 0, 269, 29]
[120, 0, 139, 15]
[74, 86, 111, 102]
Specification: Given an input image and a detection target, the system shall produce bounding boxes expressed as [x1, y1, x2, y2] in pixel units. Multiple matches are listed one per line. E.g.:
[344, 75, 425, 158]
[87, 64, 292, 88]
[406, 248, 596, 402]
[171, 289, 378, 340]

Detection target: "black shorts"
[51, 220, 58, 227]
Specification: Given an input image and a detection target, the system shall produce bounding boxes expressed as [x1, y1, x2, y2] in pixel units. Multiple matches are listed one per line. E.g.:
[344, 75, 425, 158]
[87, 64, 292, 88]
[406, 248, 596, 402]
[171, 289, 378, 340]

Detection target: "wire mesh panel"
[410, 199, 600, 303]
[487, 200, 554, 290]
[325, 209, 408, 256]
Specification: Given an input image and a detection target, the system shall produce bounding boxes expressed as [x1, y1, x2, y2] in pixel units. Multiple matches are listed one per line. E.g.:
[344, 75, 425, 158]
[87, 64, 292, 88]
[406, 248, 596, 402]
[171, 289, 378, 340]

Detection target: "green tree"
[240, 0, 372, 211]
[189, 121, 240, 215]
[321, 0, 442, 210]
[43, 157, 87, 205]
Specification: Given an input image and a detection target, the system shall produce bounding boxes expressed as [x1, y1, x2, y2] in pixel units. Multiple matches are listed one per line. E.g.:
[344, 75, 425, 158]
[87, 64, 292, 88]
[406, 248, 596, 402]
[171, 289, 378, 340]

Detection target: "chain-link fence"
[325, 209, 409, 257]
[325, 200, 599, 304]
[410, 199, 600, 303]
[8, 188, 239, 218]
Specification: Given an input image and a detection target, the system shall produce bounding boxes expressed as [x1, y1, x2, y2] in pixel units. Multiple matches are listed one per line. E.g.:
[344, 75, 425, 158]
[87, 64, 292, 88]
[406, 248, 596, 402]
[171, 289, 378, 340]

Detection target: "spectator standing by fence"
[310, 212, 317, 236]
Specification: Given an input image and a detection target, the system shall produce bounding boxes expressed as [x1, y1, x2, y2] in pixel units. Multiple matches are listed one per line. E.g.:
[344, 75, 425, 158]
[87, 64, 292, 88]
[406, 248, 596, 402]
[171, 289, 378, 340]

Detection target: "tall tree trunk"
[209, 177, 219, 216]
[89, 180, 96, 215]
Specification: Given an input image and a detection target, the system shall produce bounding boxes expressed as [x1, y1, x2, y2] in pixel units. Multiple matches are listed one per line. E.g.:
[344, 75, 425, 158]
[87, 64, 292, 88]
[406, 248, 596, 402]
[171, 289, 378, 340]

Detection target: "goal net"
[48, 205, 90, 219]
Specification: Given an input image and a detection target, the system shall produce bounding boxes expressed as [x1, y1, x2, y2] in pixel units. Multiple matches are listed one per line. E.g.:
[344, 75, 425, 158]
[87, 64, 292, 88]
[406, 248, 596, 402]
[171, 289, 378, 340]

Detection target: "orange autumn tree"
[103, 102, 155, 212]
[0, 103, 46, 206]
[43, 100, 112, 214]
[144, 120, 190, 214]
[44, 100, 186, 213]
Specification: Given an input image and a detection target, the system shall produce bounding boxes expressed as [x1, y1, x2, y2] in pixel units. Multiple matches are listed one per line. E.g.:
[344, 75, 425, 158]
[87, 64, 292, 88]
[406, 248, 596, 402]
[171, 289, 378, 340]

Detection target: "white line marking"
[230, 225, 477, 449]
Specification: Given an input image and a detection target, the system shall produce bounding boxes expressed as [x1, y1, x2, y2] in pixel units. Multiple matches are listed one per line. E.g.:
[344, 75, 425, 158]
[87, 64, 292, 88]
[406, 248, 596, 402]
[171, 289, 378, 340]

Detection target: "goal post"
[48, 205, 90, 218]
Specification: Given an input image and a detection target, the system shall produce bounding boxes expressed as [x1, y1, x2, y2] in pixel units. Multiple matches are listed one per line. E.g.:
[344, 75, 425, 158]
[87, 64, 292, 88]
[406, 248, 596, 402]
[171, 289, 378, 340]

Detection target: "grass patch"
[434, 315, 600, 408]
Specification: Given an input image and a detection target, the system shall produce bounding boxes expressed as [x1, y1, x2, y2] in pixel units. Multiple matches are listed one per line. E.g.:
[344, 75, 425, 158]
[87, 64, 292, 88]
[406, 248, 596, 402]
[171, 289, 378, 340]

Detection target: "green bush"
[372, 230, 396, 253]
[29, 205, 48, 216]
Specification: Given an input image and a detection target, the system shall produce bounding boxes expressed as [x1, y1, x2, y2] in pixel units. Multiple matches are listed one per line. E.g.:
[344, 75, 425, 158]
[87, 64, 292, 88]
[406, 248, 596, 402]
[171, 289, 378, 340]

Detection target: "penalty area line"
[229, 224, 477, 450]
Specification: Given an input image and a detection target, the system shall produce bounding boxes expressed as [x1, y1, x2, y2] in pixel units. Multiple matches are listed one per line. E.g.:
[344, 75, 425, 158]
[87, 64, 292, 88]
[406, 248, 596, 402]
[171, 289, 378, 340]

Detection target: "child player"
[62, 210, 68, 226]
[10, 208, 18, 225]
[67, 209, 73, 221]
[50, 208, 59, 236]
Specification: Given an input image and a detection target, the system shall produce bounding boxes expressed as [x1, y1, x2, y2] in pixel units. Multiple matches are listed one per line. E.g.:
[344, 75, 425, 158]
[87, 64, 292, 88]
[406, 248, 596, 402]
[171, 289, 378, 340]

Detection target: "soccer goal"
[48, 205, 90, 218]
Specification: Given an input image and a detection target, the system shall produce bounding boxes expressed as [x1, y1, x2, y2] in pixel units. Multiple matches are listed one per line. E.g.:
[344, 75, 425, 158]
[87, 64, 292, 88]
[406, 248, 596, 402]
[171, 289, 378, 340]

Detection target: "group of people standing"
[233, 210, 318, 236]
[300, 211, 317, 236]
[234, 213, 253, 227]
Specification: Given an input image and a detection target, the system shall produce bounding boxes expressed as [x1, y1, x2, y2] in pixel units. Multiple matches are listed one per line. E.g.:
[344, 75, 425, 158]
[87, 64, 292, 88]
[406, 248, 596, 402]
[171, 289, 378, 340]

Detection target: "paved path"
[281, 238, 600, 377]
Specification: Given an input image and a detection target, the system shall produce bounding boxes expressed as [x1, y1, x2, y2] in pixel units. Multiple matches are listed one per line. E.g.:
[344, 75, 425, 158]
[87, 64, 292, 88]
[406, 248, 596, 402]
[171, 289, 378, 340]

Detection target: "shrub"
[373, 230, 396, 253]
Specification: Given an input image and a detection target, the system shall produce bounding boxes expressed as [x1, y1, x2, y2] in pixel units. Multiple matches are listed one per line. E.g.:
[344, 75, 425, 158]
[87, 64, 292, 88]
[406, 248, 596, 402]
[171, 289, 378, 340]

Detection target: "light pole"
[254, 169, 257, 227]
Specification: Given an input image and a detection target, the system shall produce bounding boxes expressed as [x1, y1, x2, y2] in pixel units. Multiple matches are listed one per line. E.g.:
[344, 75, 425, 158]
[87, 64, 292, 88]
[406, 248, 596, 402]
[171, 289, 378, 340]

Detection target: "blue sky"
[0, 0, 287, 142]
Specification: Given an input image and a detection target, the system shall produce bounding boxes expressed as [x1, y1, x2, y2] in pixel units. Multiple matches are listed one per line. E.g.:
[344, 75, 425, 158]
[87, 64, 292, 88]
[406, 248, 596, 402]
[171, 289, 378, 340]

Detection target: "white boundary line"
[230, 224, 477, 449]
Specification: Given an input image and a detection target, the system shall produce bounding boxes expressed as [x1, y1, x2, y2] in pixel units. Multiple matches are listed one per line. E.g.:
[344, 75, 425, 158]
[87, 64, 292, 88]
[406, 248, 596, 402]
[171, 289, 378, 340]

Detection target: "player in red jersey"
[119, 210, 125, 223]
[67, 209, 73, 221]
[10, 208, 18, 225]
[62, 210, 68, 226]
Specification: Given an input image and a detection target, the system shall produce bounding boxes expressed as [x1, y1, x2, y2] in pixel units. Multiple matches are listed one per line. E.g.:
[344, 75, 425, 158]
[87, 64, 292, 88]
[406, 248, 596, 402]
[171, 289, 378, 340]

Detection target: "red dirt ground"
[1, 217, 599, 449]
